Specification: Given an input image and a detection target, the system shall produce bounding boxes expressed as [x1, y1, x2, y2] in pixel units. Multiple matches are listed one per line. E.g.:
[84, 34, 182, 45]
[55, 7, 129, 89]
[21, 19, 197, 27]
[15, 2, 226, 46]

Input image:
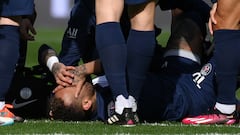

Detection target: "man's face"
[54, 86, 78, 106]
[53, 81, 95, 107]
[49, 82, 96, 121]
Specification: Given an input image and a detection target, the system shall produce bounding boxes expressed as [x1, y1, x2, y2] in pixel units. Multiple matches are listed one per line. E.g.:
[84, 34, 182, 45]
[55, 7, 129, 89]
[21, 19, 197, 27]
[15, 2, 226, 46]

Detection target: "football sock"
[0, 101, 5, 110]
[213, 30, 240, 106]
[128, 96, 137, 112]
[215, 102, 236, 114]
[115, 95, 131, 114]
[127, 29, 155, 100]
[0, 25, 19, 101]
[96, 22, 128, 99]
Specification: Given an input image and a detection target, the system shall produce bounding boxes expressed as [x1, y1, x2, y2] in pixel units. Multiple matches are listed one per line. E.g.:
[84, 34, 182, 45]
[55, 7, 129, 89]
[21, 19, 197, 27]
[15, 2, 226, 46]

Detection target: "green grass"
[10, 28, 240, 135]
[1, 120, 240, 134]
[25, 27, 65, 67]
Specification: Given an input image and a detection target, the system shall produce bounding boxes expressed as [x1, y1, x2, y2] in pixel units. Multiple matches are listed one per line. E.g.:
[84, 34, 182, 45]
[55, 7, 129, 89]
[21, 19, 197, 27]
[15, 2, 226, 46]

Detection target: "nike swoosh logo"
[12, 99, 38, 109]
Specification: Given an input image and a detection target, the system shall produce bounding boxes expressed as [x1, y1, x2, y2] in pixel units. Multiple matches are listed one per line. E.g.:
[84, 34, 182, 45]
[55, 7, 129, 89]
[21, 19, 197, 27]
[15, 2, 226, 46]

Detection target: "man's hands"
[52, 63, 75, 87]
[52, 63, 88, 98]
[20, 18, 37, 41]
[72, 65, 88, 98]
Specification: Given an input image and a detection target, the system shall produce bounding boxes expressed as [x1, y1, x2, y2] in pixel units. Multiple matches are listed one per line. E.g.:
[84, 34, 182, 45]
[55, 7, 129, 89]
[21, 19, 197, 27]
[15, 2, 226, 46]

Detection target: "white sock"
[0, 101, 5, 110]
[215, 102, 236, 114]
[115, 95, 131, 114]
[128, 95, 137, 112]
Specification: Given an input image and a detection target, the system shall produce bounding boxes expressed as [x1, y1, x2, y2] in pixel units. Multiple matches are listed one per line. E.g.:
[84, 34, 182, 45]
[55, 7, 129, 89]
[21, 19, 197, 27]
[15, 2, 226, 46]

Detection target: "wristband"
[47, 56, 59, 71]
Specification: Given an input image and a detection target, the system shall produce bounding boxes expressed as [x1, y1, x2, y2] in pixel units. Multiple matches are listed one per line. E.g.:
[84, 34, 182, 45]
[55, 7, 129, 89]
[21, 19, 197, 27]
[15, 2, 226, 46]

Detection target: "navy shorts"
[0, 0, 34, 16]
[125, 0, 149, 5]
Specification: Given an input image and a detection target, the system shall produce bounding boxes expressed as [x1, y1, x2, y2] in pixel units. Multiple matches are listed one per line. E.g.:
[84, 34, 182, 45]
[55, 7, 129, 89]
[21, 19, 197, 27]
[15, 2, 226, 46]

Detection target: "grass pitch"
[1, 120, 240, 134]
[4, 28, 240, 135]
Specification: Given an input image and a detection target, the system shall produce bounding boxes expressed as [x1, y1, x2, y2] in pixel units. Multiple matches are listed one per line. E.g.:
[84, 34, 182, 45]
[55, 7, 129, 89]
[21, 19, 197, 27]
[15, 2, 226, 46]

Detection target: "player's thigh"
[128, 0, 156, 31]
[95, 0, 124, 24]
[214, 0, 240, 30]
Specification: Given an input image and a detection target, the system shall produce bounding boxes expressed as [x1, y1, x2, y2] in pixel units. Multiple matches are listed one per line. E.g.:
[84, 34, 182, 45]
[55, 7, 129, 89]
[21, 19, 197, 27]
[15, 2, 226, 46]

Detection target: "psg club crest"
[200, 63, 212, 76]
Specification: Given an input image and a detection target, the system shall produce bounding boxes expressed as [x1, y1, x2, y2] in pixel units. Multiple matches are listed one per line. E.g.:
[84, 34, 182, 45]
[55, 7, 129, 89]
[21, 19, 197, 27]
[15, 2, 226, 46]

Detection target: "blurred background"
[35, 0, 172, 31]
[34, 0, 212, 31]
[27, 0, 212, 67]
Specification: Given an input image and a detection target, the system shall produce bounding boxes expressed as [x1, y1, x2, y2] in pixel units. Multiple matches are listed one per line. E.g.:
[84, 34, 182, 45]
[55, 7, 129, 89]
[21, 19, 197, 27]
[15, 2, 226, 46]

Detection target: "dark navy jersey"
[59, 0, 97, 65]
[138, 58, 216, 122]
[91, 56, 217, 122]
[92, 86, 113, 121]
[68, 0, 95, 32]
[0, 0, 34, 16]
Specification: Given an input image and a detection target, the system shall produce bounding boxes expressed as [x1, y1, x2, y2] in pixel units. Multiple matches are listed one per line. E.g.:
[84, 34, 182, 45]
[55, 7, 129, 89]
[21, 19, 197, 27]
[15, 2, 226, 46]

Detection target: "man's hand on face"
[52, 62, 75, 87]
[52, 63, 89, 98]
[71, 65, 88, 98]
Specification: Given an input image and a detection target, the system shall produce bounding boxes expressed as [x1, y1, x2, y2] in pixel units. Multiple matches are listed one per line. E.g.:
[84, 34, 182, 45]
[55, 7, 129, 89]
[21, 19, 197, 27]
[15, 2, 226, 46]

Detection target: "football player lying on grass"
[40, 11, 228, 123]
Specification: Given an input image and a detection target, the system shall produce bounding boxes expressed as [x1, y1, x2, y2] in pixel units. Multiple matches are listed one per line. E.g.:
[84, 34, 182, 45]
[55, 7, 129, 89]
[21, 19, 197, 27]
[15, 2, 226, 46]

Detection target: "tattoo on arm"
[73, 65, 87, 77]
[70, 65, 87, 84]
[52, 63, 61, 75]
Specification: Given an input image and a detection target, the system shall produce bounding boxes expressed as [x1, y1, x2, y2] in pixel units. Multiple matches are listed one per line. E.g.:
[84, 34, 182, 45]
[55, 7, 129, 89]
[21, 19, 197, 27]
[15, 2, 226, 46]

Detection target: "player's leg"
[95, 0, 132, 125]
[0, 25, 20, 126]
[0, 0, 34, 125]
[182, 0, 240, 125]
[126, 0, 156, 102]
[213, 0, 240, 117]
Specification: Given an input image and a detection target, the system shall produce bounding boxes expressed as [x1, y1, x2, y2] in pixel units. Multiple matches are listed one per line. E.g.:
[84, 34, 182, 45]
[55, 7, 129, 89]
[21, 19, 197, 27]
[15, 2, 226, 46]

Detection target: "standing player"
[182, 0, 240, 125]
[94, 0, 157, 125]
[0, 0, 35, 126]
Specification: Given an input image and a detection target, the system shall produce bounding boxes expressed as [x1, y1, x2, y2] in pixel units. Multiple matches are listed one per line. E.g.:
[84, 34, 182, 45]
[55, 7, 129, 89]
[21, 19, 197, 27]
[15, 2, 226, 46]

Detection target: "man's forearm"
[76, 59, 102, 75]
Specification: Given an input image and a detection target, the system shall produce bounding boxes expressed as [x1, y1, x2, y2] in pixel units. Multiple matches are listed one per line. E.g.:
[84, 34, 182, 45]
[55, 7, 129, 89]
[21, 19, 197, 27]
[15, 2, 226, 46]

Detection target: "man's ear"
[82, 99, 92, 111]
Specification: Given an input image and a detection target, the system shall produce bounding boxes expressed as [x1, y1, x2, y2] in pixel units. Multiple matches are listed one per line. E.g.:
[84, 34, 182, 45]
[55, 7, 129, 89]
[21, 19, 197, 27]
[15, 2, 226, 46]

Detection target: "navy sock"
[127, 29, 155, 100]
[213, 30, 240, 104]
[0, 25, 20, 100]
[95, 22, 128, 99]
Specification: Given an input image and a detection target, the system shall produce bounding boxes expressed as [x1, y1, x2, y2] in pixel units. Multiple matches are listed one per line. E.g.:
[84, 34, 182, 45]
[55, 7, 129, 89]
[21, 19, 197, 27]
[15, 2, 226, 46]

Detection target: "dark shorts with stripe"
[125, 0, 149, 5]
[0, 0, 34, 16]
